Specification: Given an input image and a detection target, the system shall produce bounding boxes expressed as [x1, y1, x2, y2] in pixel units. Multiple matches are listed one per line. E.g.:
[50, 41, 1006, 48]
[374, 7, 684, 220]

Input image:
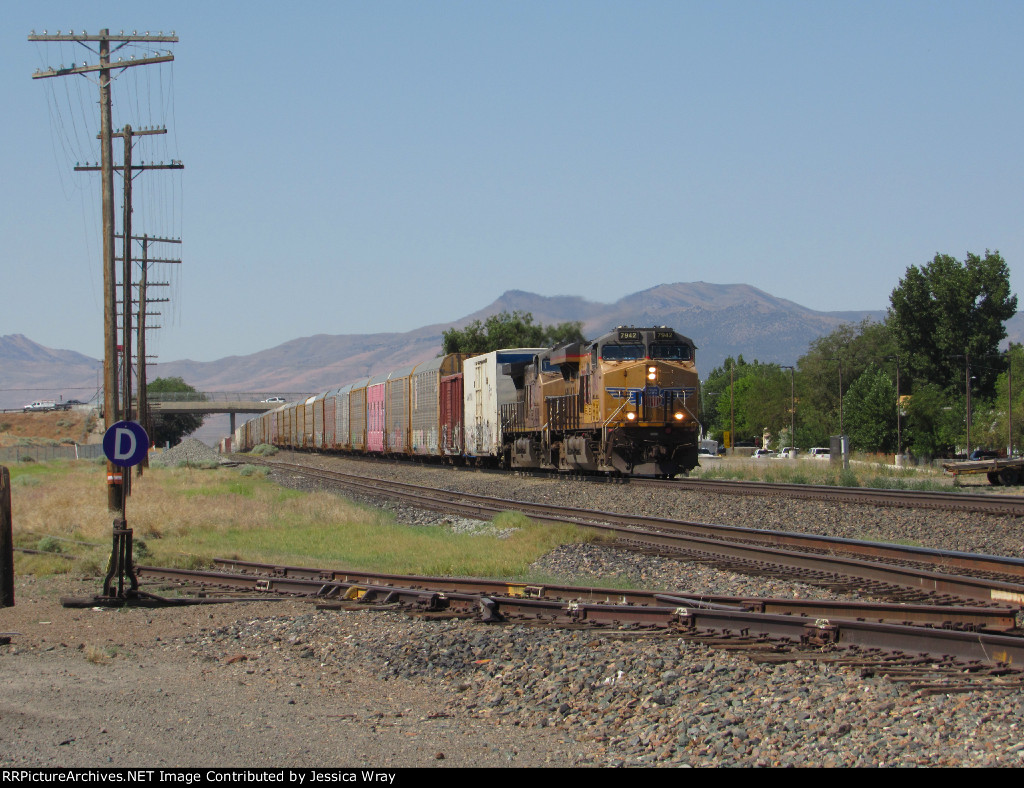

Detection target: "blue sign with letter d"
[103, 421, 150, 467]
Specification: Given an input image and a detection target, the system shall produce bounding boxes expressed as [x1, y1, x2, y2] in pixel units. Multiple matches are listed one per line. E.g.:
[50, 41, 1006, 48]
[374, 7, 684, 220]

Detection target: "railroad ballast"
[236, 326, 701, 477]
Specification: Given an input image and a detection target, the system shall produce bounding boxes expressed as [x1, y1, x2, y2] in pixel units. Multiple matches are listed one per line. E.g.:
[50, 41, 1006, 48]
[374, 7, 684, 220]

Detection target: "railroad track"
[306, 451, 1024, 515]
[637, 475, 1024, 515]
[261, 459, 1024, 606]
[136, 561, 1024, 676]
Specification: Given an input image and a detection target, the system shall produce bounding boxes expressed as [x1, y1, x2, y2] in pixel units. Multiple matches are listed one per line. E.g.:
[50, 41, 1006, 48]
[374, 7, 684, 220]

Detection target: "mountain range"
[3, 281, 1022, 412]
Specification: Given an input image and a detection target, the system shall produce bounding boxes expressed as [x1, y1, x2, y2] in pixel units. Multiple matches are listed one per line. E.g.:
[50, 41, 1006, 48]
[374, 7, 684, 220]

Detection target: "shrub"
[36, 536, 63, 553]
[250, 444, 278, 457]
[134, 539, 151, 561]
[838, 468, 861, 488]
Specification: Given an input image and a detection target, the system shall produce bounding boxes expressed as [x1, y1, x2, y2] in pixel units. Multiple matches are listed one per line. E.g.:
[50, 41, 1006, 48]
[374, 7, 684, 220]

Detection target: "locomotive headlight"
[674, 412, 685, 421]
[626, 411, 637, 421]
[647, 366, 657, 381]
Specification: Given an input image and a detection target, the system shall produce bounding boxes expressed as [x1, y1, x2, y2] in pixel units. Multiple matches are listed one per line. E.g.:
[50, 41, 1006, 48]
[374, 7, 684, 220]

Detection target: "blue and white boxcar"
[463, 348, 546, 460]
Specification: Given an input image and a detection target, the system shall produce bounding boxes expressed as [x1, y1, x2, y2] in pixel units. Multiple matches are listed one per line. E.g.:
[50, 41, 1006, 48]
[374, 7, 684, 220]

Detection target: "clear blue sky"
[4, 1, 1023, 363]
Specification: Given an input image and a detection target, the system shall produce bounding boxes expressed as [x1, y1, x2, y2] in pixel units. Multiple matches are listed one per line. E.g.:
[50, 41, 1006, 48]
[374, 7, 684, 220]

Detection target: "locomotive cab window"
[600, 344, 645, 361]
[650, 344, 691, 361]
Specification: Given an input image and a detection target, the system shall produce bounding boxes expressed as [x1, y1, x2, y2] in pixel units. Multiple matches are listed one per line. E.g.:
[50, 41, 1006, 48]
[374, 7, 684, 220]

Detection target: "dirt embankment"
[0, 410, 102, 447]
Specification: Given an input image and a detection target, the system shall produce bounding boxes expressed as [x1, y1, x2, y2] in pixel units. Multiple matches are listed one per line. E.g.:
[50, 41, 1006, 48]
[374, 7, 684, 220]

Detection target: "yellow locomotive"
[500, 326, 701, 476]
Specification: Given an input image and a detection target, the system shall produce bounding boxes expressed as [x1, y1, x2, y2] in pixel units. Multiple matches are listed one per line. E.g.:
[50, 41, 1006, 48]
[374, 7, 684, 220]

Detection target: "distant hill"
[131, 282, 888, 397]
[4, 281, 1022, 413]
[0, 334, 101, 410]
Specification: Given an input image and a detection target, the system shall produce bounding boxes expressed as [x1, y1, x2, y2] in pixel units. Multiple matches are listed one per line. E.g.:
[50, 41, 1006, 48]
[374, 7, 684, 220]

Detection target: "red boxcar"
[439, 371, 464, 456]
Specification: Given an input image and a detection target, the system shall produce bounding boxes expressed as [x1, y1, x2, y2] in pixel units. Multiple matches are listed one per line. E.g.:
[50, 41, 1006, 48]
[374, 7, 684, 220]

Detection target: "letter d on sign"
[103, 421, 149, 468]
[115, 428, 137, 462]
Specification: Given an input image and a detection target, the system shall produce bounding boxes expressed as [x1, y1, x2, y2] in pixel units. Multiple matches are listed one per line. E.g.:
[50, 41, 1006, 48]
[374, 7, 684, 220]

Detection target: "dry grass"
[0, 410, 97, 447]
[7, 460, 595, 580]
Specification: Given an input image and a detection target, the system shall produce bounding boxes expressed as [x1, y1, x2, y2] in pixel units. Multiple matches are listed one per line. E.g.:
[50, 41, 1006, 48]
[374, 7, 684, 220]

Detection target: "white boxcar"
[463, 348, 546, 459]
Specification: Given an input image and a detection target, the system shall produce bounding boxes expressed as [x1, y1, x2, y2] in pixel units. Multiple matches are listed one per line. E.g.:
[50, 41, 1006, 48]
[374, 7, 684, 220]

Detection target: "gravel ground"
[4, 452, 1024, 768]
[150, 438, 233, 467]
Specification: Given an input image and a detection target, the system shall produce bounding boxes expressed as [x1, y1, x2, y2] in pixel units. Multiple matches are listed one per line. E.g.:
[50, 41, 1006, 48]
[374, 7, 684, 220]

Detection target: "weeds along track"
[255, 457, 1024, 607]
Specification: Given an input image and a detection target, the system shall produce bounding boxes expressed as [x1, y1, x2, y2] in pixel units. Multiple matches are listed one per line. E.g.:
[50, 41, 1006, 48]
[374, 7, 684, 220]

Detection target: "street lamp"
[884, 355, 901, 459]
[729, 363, 736, 455]
[948, 354, 973, 457]
[1008, 353, 1015, 458]
[780, 365, 795, 448]
[827, 357, 844, 436]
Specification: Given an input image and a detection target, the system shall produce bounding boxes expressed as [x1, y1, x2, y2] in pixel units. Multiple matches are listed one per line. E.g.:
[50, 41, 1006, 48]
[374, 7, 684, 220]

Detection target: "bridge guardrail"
[146, 392, 313, 403]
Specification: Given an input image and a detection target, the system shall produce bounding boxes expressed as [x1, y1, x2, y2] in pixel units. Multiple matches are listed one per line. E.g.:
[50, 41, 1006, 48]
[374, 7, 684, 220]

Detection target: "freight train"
[235, 326, 702, 477]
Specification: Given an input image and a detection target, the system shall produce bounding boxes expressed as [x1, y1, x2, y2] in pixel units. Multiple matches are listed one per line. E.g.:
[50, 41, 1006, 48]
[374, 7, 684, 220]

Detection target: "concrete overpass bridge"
[145, 392, 313, 433]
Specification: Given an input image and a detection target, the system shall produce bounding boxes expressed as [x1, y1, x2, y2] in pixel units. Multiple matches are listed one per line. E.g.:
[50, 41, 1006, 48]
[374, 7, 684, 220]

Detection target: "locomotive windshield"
[601, 344, 645, 361]
[650, 344, 691, 361]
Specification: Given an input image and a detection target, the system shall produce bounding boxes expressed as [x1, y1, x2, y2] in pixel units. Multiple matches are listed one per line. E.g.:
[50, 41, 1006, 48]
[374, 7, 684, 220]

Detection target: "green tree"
[795, 319, 898, 438]
[843, 365, 897, 453]
[889, 251, 1017, 399]
[902, 383, 964, 458]
[441, 311, 585, 355]
[732, 365, 791, 443]
[701, 357, 791, 445]
[973, 343, 1024, 454]
[147, 377, 205, 447]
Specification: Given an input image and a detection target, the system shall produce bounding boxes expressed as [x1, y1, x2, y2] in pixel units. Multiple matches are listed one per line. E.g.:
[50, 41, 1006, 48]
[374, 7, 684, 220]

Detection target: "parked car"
[262, 397, 286, 403]
[752, 448, 774, 459]
[776, 446, 797, 458]
[970, 449, 999, 461]
[697, 447, 715, 456]
[808, 447, 830, 459]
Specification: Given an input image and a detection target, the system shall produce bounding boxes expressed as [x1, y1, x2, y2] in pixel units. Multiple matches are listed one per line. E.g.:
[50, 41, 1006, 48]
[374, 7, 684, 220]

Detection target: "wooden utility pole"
[0, 466, 12, 607]
[128, 233, 181, 474]
[30, 28, 177, 512]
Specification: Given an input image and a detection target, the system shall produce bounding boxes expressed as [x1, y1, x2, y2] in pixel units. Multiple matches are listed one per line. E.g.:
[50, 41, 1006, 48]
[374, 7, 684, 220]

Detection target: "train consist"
[235, 326, 702, 477]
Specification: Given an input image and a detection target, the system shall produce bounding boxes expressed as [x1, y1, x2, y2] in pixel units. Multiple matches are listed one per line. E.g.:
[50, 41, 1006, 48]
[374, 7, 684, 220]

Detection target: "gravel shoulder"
[0, 576, 580, 768]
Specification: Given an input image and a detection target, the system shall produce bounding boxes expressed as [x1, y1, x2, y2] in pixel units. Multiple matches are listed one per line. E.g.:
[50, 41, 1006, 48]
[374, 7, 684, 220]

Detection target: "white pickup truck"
[23, 401, 57, 412]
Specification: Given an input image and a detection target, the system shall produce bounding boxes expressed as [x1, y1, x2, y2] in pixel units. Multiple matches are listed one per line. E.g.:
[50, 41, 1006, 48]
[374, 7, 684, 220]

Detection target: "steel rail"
[137, 564, 1024, 669]
[266, 460, 1024, 604]
[297, 450, 1024, 515]
[208, 557, 1019, 631]
[638, 476, 1024, 515]
[271, 460, 1024, 579]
